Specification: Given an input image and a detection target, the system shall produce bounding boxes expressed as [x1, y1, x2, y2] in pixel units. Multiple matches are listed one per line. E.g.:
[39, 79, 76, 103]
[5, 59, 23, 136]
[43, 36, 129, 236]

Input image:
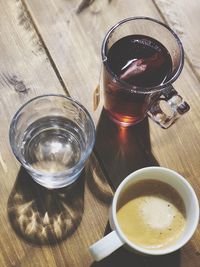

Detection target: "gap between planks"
[21, 0, 68, 94]
[19, 0, 114, 192]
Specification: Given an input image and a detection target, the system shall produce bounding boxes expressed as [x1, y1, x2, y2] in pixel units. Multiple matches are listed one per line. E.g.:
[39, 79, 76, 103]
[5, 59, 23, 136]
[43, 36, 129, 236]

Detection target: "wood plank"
[154, 0, 200, 79]
[25, 0, 167, 121]
[24, 0, 200, 266]
[0, 0, 112, 266]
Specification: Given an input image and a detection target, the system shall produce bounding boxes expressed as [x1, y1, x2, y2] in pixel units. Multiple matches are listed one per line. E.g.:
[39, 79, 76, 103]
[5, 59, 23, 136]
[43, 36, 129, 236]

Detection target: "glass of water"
[9, 94, 95, 189]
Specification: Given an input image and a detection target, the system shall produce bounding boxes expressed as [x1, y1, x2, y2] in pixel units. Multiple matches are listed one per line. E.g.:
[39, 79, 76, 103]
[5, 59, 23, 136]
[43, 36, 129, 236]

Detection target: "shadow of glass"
[94, 109, 159, 189]
[90, 224, 181, 267]
[7, 167, 85, 245]
[85, 155, 113, 205]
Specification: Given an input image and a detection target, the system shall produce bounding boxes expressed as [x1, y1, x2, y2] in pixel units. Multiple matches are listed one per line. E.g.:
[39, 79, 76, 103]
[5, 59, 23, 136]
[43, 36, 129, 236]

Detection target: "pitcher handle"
[147, 85, 190, 129]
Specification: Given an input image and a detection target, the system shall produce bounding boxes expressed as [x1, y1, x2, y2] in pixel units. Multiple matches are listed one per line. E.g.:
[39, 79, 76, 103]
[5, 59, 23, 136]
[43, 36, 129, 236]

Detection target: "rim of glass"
[101, 16, 184, 94]
[9, 94, 96, 177]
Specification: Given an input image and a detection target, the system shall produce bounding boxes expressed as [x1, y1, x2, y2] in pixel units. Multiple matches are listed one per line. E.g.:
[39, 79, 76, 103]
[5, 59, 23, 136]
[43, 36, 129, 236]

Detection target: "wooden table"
[0, 0, 199, 266]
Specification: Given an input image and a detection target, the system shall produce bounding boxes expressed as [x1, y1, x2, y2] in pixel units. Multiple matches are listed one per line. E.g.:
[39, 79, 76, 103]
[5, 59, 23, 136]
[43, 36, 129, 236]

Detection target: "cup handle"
[89, 230, 124, 262]
[147, 85, 190, 129]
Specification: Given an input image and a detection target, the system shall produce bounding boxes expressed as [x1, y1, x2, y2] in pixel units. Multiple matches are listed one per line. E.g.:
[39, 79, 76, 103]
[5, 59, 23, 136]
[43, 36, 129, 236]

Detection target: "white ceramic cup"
[89, 167, 199, 261]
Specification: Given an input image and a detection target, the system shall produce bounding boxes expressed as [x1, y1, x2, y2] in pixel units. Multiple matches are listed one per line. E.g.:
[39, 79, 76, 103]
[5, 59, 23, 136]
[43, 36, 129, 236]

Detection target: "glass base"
[28, 168, 83, 189]
[106, 110, 146, 127]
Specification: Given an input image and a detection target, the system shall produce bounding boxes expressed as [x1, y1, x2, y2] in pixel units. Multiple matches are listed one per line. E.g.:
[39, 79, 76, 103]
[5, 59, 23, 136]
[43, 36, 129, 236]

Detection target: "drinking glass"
[9, 94, 95, 189]
[101, 17, 190, 128]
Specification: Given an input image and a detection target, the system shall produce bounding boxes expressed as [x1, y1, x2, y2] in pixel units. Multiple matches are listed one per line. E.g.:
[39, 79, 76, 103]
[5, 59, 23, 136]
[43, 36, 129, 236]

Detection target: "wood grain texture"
[24, 0, 200, 266]
[0, 0, 112, 266]
[154, 0, 200, 79]
[0, 0, 200, 266]
[25, 0, 165, 123]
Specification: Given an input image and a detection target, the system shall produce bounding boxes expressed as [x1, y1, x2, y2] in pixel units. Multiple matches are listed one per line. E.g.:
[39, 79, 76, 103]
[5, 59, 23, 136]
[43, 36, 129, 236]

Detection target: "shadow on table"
[7, 167, 85, 245]
[91, 224, 181, 267]
[94, 109, 159, 189]
[91, 246, 181, 267]
[90, 110, 181, 267]
[85, 154, 113, 205]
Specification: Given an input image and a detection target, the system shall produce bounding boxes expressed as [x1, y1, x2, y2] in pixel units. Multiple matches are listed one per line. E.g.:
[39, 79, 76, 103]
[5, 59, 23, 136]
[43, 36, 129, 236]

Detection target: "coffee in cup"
[89, 167, 199, 261]
[117, 179, 186, 250]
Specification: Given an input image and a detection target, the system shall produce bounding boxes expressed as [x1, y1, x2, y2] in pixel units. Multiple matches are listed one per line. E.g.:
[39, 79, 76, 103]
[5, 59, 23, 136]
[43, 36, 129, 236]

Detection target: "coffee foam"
[117, 179, 186, 249]
[139, 196, 176, 229]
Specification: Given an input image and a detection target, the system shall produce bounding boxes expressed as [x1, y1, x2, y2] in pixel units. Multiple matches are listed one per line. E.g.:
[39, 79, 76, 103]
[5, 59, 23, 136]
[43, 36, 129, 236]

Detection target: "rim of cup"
[112, 166, 199, 255]
[101, 16, 184, 94]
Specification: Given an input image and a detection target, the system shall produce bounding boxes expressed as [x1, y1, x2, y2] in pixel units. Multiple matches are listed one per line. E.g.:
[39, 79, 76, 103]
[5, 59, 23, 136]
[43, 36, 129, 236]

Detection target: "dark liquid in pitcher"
[104, 35, 173, 126]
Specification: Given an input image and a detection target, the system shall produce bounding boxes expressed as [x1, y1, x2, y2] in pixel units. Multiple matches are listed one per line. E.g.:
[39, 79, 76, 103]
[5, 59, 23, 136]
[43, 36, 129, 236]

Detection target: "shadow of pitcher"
[94, 109, 159, 189]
